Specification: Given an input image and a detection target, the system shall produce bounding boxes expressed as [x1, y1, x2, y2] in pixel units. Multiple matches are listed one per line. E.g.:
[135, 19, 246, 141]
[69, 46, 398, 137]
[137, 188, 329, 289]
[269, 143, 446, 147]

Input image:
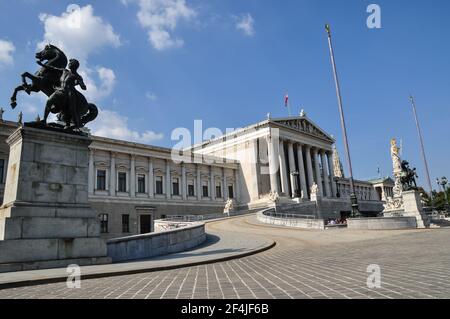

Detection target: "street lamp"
[333, 176, 341, 198]
[436, 177, 449, 211]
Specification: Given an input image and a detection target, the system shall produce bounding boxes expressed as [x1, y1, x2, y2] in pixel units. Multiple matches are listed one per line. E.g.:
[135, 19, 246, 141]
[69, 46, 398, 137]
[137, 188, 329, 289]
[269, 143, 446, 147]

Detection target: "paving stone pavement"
[0, 215, 449, 299]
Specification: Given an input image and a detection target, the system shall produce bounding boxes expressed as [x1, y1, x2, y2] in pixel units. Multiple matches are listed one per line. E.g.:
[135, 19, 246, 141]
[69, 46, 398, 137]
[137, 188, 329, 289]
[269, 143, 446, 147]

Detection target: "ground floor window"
[228, 185, 234, 199]
[216, 184, 222, 198]
[122, 214, 130, 233]
[0, 158, 5, 183]
[202, 181, 209, 197]
[99, 214, 108, 233]
[188, 184, 195, 197]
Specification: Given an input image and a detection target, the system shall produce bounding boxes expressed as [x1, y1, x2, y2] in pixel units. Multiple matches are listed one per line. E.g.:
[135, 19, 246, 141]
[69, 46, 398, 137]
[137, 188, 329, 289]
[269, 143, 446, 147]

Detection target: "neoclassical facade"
[0, 113, 382, 238]
[188, 114, 377, 210]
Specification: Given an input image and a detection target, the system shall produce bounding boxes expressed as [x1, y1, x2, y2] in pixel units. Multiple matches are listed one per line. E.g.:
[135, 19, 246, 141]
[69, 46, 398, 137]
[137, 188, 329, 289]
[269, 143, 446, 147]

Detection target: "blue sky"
[0, 0, 449, 190]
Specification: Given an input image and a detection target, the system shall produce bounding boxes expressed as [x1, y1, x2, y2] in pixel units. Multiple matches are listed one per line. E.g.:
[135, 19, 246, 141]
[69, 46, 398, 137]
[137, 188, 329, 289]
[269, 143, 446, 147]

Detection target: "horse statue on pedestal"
[10, 44, 98, 131]
[400, 160, 418, 191]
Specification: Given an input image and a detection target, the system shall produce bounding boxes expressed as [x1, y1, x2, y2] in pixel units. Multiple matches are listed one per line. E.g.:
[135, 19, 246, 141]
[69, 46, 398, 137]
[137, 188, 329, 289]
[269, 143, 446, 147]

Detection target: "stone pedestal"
[402, 190, 430, 229]
[0, 126, 110, 272]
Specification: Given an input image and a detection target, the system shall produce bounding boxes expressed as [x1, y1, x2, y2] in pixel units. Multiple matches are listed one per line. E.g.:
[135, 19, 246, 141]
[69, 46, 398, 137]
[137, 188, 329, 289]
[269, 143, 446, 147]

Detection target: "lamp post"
[325, 24, 360, 217]
[334, 176, 341, 198]
[436, 177, 449, 212]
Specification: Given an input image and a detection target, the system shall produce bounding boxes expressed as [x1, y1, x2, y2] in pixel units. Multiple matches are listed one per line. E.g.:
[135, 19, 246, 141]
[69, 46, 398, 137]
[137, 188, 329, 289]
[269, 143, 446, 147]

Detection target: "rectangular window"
[172, 178, 180, 196]
[216, 184, 222, 198]
[188, 184, 195, 197]
[99, 214, 108, 233]
[0, 159, 4, 183]
[122, 214, 130, 233]
[202, 182, 209, 197]
[118, 172, 127, 192]
[137, 174, 146, 193]
[155, 176, 163, 195]
[96, 169, 106, 190]
[228, 185, 234, 199]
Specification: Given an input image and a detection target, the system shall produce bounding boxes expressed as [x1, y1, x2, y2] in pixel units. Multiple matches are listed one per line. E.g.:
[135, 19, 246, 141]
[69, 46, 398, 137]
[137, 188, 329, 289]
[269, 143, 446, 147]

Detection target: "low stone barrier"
[257, 210, 325, 230]
[107, 222, 206, 262]
[347, 217, 417, 230]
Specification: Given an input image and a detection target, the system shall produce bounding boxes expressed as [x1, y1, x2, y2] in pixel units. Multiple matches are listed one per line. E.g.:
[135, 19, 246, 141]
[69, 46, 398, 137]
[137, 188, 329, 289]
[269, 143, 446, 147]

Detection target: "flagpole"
[409, 95, 434, 200]
[285, 91, 292, 117]
[325, 24, 360, 217]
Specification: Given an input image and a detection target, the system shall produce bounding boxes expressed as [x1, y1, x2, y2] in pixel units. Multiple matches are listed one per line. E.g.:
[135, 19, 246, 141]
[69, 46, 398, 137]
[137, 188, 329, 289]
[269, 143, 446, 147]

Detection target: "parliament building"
[0, 113, 389, 239]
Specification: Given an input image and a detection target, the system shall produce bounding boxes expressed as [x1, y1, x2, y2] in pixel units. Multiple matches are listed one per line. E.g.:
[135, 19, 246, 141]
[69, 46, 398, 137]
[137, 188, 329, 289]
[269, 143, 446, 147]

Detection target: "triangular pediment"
[271, 116, 335, 143]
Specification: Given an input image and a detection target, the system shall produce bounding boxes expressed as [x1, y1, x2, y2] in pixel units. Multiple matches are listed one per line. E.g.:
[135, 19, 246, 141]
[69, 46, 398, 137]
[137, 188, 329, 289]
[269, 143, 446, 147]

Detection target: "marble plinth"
[0, 126, 110, 271]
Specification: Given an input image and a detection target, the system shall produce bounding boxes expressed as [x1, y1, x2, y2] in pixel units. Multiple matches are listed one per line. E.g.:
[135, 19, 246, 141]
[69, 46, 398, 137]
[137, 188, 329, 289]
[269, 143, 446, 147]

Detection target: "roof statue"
[332, 145, 344, 178]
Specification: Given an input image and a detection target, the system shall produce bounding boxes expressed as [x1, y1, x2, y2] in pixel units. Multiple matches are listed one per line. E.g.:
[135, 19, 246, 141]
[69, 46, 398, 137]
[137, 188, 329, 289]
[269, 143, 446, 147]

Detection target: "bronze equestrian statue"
[400, 160, 418, 191]
[10, 44, 98, 131]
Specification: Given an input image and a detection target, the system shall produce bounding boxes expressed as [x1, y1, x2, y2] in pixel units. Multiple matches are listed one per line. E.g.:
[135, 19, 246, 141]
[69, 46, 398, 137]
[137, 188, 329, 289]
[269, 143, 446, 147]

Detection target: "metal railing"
[263, 210, 317, 220]
[159, 215, 205, 222]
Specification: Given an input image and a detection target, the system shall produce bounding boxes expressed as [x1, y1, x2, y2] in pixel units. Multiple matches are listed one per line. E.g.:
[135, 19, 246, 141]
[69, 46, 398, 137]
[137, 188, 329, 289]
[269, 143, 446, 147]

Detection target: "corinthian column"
[109, 152, 116, 196]
[148, 158, 154, 198]
[267, 135, 280, 194]
[287, 141, 297, 198]
[196, 164, 202, 201]
[181, 163, 187, 200]
[88, 149, 94, 195]
[278, 139, 289, 195]
[312, 148, 323, 196]
[304, 145, 314, 192]
[166, 159, 171, 199]
[296, 144, 308, 199]
[130, 154, 136, 197]
[320, 150, 331, 197]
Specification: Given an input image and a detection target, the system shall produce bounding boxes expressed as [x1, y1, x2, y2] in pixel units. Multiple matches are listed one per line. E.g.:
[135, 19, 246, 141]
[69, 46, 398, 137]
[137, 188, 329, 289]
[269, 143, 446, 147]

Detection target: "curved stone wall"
[107, 222, 206, 262]
[347, 217, 417, 230]
[257, 210, 325, 230]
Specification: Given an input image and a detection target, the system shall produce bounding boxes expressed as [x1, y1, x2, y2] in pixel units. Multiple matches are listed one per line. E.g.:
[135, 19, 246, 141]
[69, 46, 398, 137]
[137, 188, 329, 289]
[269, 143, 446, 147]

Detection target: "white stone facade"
[0, 114, 384, 238]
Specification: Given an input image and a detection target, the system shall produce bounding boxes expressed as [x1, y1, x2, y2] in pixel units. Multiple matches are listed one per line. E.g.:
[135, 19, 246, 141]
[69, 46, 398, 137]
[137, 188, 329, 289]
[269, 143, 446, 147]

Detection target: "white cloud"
[38, 5, 121, 62]
[0, 39, 15, 66]
[123, 0, 196, 50]
[81, 67, 117, 102]
[236, 13, 255, 37]
[22, 103, 39, 115]
[145, 91, 157, 101]
[89, 108, 164, 144]
[37, 5, 121, 101]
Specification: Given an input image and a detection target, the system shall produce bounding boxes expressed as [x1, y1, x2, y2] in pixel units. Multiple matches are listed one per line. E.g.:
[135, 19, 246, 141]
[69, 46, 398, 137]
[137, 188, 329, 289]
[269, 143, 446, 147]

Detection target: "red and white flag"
[284, 94, 289, 107]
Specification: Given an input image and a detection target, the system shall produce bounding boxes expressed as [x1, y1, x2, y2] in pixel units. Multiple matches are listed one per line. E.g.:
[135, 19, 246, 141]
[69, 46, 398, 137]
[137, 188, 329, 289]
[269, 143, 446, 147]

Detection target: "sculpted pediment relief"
[273, 118, 334, 142]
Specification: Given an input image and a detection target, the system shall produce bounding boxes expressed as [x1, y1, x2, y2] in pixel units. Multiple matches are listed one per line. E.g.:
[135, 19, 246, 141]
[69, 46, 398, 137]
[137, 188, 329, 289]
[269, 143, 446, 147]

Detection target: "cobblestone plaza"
[1, 215, 449, 299]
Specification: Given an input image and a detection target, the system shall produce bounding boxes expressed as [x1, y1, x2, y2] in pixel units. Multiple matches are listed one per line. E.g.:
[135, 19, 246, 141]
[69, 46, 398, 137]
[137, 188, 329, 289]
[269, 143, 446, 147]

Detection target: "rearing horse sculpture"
[10, 44, 98, 130]
[11, 44, 68, 108]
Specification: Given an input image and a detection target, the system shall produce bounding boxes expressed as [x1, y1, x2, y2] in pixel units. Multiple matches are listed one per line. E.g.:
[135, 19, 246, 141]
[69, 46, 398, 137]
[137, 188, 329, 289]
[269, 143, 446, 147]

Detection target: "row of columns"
[267, 137, 337, 199]
[89, 150, 239, 201]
